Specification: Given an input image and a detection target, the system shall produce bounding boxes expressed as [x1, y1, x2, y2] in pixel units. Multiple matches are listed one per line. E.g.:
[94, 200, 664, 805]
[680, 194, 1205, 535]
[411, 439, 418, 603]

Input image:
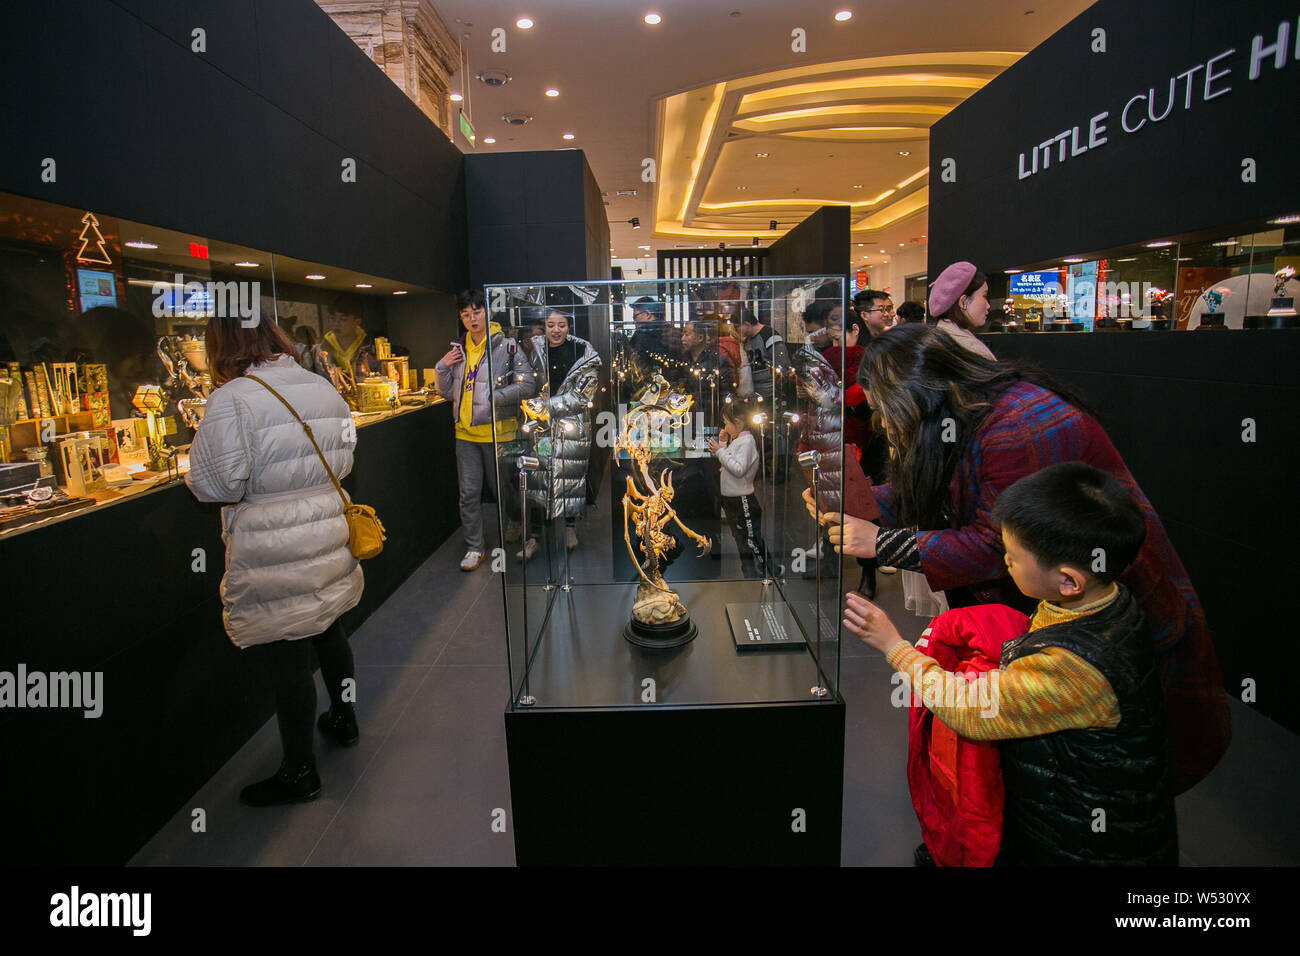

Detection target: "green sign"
[458, 110, 475, 148]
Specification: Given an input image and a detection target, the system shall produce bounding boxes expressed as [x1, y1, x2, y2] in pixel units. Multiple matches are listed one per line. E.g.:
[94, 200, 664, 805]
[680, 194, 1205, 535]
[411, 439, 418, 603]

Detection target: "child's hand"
[843, 590, 903, 653]
[705, 438, 719, 452]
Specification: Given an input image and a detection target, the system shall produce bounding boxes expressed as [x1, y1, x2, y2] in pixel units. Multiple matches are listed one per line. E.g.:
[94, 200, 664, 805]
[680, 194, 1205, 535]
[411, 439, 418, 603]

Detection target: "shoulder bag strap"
[246, 374, 349, 510]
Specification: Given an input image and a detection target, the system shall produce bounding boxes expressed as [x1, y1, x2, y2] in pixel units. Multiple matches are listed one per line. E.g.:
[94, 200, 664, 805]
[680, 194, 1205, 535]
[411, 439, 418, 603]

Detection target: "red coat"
[906, 603, 1029, 867]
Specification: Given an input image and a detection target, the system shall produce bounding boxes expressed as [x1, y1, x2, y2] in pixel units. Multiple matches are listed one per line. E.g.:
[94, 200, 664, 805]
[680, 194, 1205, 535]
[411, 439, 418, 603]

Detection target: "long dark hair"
[206, 316, 298, 386]
[857, 322, 1095, 528]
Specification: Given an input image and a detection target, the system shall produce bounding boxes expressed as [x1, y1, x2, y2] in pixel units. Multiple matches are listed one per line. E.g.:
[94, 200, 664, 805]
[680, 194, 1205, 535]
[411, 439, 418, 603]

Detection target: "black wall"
[465, 150, 611, 290]
[765, 206, 851, 278]
[987, 331, 1300, 735]
[0, 0, 468, 292]
[929, 0, 1300, 273]
[0, 404, 458, 865]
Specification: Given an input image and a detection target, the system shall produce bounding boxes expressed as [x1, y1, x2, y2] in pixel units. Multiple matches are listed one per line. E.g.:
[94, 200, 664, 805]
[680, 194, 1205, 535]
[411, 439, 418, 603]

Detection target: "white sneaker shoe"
[516, 538, 538, 561]
[565, 526, 579, 550]
[460, 550, 485, 571]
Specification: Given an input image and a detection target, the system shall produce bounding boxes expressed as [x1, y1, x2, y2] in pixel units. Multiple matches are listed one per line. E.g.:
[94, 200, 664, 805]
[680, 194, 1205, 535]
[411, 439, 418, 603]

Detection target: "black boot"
[239, 758, 321, 806]
[317, 705, 359, 747]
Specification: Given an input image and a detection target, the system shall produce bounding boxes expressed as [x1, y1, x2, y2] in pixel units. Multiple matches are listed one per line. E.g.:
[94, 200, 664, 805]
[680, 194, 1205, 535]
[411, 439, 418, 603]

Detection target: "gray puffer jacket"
[523, 335, 601, 519]
[434, 324, 538, 427]
[185, 355, 363, 648]
[791, 345, 844, 514]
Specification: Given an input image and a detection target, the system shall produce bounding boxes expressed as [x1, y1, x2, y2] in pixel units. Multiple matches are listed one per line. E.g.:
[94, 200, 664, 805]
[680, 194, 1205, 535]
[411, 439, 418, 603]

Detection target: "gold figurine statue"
[615, 375, 711, 642]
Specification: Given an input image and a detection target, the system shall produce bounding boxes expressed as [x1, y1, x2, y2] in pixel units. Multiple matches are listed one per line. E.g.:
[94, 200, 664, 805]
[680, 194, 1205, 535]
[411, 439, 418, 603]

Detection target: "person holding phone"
[436, 290, 538, 571]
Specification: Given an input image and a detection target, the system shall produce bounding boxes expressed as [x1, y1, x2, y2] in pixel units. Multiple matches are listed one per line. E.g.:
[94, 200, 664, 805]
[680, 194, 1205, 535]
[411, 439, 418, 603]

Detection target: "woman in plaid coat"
[817, 323, 1230, 793]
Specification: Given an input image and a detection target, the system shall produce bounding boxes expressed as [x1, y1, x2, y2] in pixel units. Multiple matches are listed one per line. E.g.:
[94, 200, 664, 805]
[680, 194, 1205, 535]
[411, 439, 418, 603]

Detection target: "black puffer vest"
[998, 585, 1178, 866]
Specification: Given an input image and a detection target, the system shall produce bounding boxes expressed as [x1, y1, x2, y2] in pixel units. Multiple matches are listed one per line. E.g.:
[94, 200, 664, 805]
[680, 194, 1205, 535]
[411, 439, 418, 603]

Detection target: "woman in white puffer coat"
[186, 316, 363, 807]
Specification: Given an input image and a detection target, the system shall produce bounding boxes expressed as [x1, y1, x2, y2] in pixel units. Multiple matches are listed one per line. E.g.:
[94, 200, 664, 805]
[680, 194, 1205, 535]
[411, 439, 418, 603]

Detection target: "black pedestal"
[505, 699, 846, 865]
[624, 613, 698, 649]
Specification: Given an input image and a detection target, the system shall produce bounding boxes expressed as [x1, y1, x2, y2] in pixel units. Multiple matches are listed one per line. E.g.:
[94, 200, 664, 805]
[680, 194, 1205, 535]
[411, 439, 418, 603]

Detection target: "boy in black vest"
[844, 462, 1178, 865]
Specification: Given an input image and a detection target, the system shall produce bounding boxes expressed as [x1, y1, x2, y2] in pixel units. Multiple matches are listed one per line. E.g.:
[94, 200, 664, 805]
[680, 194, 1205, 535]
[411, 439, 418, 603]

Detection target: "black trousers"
[253, 619, 355, 767]
[721, 492, 768, 578]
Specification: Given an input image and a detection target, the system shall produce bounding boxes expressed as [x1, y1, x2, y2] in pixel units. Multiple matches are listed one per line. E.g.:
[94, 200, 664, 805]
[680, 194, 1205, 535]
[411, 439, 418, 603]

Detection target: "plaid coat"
[872, 381, 1230, 792]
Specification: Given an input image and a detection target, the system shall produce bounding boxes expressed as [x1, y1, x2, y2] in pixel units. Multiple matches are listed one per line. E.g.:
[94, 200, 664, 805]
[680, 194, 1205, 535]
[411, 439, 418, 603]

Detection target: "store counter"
[0, 399, 457, 864]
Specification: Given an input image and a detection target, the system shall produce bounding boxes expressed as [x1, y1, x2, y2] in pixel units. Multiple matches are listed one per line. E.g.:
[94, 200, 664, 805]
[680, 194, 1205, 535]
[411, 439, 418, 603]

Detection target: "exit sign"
[458, 109, 475, 148]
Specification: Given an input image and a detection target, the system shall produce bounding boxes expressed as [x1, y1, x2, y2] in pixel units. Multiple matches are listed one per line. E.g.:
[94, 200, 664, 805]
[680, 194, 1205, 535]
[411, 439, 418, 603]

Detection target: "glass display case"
[485, 276, 848, 712]
[0, 189, 451, 538]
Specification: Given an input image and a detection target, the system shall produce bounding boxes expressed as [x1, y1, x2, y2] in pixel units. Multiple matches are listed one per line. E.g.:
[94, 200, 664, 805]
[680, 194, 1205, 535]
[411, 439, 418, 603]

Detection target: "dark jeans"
[254, 619, 354, 767]
[721, 492, 768, 578]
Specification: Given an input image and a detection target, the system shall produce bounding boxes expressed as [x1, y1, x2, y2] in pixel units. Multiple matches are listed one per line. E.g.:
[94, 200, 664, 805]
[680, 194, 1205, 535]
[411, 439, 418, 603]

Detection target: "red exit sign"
[188, 242, 209, 259]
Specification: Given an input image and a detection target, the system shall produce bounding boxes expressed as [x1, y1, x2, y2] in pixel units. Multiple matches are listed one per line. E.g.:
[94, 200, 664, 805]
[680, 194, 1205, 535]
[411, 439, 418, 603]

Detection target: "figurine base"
[624, 614, 698, 650]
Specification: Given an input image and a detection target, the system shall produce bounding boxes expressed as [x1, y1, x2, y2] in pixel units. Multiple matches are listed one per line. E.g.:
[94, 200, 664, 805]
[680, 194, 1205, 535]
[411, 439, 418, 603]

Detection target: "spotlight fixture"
[629, 217, 640, 228]
[545, 88, 559, 97]
[124, 240, 158, 249]
[516, 17, 534, 29]
[562, 132, 575, 140]
[769, 220, 777, 230]
[449, 93, 463, 102]
[644, 13, 662, 25]
[835, 9, 853, 21]
[483, 137, 496, 144]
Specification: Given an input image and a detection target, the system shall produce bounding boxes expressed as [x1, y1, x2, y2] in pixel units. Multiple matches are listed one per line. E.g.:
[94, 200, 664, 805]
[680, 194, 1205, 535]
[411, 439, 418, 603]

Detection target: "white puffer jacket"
[185, 354, 363, 648]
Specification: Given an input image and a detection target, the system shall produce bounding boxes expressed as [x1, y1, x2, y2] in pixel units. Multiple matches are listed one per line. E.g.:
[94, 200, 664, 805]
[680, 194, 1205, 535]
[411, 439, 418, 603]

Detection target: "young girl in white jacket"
[706, 402, 768, 579]
[186, 316, 363, 807]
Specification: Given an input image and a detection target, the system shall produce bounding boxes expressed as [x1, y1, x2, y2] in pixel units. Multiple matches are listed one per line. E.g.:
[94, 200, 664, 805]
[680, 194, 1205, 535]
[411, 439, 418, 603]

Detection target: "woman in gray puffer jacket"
[518, 310, 601, 556]
[186, 317, 362, 808]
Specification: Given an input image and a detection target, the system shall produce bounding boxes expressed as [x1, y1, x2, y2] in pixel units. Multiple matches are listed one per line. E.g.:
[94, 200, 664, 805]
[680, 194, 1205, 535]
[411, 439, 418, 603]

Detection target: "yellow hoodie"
[456, 322, 517, 443]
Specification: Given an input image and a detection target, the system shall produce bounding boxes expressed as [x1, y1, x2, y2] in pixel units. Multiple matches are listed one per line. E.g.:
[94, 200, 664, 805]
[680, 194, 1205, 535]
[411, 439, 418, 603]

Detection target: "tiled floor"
[132, 518, 1300, 867]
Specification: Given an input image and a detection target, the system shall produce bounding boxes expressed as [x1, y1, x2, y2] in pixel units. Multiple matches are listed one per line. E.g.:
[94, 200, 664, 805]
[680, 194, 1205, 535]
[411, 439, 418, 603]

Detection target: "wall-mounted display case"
[0, 190, 452, 538]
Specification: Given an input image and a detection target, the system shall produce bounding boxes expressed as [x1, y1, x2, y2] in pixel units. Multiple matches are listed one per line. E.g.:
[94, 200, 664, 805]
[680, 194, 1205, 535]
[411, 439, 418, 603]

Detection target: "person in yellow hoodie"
[436, 290, 539, 570]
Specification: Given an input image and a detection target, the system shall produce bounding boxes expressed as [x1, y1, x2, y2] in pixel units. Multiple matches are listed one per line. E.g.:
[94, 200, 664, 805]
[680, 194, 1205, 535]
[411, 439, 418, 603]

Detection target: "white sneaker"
[460, 550, 485, 571]
[516, 539, 538, 561]
[565, 526, 579, 550]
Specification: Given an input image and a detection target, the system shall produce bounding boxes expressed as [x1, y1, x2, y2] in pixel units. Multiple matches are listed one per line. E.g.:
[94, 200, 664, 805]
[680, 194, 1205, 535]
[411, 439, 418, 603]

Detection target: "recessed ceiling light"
[545, 88, 559, 97]
[516, 17, 534, 29]
[449, 93, 463, 102]
[234, 260, 259, 267]
[898, 150, 911, 156]
[393, 290, 408, 295]
[1146, 240, 1174, 248]
[1005, 269, 1022, 274]
[1269, 213, 1300, 225]
[1116, 257, 1137, 262]
[856, 243, 864, 246]
[1211, 239, 1236, 246]
[852, 184, 863, 189]
[755, 152, 769, 158]
[562, 132, 575, 140]
[1063, 257, 1084, 263]
[638, 245, 651, 250]
[879, 249, 886, 253]
[736, 185, 748, 190]
[644, 13, 662, 25]
[124, 240, 158, 249]
[355, 283, 372, 288]
[483, 137, 496, 144]
[835, 9, 853, 21]
[306, 274, 326, 280]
